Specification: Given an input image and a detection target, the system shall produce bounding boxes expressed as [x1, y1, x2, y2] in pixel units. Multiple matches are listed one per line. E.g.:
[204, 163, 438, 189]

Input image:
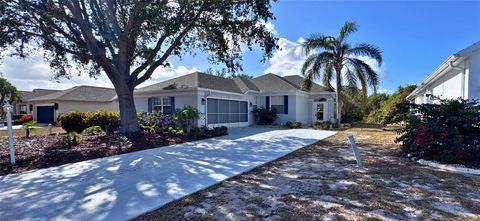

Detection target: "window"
[207, 98, 248, 124]
[152, 97, 172, 114]
[19, 105, 27, 114]
[270, 96, 284, 114]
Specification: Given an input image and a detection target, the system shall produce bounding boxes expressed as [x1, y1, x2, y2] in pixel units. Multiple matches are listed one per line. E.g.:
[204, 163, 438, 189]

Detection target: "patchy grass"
[0, 126, 65, 138]
[136, 125, 480, 221]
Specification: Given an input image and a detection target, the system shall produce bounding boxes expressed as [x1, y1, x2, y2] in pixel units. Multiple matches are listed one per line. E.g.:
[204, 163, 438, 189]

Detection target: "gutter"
[406, 56, 462, 100]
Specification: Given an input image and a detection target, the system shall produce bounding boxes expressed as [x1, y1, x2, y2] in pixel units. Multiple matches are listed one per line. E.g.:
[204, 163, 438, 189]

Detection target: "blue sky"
[252, 0, 480, 93]
[2, 0, 479, 92]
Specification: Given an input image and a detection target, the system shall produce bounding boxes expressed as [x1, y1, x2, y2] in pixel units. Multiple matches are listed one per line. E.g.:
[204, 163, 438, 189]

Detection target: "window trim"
[269, 95, 285, 115]
[152, 97, 172, 114]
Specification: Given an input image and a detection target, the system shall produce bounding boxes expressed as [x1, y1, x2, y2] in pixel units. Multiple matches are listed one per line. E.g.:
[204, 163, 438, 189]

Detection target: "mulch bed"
[0, 133, 185, 176]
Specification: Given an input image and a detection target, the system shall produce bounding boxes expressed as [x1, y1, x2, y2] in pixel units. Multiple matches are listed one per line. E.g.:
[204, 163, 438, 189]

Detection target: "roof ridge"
[277, 75, 301, 90]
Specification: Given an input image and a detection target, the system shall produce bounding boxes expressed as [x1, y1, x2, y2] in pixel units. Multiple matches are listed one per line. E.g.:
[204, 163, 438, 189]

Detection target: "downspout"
[449, 57, 465, 99]
[204, 91, 210, 126]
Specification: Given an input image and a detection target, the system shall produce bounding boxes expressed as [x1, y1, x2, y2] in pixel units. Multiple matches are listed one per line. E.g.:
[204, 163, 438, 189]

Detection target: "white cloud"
[263, 37, 306, 76]
[0, 52, 198, 91]
[377, 88, 394, 94]
[356, 55, 390, 82]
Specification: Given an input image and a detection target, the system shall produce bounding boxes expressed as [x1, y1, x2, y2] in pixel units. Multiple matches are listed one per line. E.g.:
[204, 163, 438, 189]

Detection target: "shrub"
[166, 127, 185, 137]
[19, 114, 33, 124]
[58, 110, 119, 133]
[212, 126, 228, 136]
[186, 126, 228, 140]
[82, 126, 105, 135]
[173, 105, 201, 132]
[313, 121, 332, 130]
[396, 99, 480, 167]
[253, 107, 277, 125]
[59, 132, 82, 147]
[137, 112, 173, 133]
[57, 111, 87, 133]
[285, 121, 302, 129]
[85, 110, 119, 132]
[22, 120, 37, 138]
[366, 85, 416, 125]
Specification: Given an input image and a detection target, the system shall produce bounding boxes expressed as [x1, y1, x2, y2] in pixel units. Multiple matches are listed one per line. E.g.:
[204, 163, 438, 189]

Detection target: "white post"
[48, 124, 52, 134]
[4, 102, 15, 164]
[348, 135, 362, 168]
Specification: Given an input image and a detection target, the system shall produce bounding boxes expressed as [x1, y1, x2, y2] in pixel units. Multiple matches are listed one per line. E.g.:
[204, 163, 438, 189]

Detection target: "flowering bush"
[253, 107, 277, 125]
[396, 99, 480, 167]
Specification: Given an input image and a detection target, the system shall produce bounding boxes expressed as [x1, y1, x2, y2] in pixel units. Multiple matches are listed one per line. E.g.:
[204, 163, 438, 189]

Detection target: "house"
[407, 41, 480, 104]
[19, 86, 118, 124]
[14, 89, 60, 115]
[134, 72, 336, 128]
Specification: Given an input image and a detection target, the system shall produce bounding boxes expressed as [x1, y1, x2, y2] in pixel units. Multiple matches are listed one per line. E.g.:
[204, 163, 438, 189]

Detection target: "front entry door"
[312, 102, 326, 122]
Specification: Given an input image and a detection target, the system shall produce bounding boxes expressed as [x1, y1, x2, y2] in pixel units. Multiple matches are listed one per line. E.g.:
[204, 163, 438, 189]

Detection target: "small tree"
[0, 78, 21, 117]
[1, 0, 277, 134]
[173, 105, 201, 133]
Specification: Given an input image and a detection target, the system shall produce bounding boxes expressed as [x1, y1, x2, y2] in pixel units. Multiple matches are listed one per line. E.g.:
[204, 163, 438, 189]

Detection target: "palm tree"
[301, 21, 382, 124]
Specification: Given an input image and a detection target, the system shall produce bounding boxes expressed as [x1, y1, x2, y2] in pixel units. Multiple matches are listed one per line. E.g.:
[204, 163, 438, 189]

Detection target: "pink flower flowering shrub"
[396, 99, 480, 167]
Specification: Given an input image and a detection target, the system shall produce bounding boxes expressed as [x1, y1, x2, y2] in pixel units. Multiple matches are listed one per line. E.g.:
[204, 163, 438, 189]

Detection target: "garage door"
[207, 98, 248, 127]
[37, 106, 55, 124]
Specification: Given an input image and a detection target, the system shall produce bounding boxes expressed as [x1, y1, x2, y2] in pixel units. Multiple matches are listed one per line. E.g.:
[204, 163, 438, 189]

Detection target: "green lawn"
[0, 126, 65, 138]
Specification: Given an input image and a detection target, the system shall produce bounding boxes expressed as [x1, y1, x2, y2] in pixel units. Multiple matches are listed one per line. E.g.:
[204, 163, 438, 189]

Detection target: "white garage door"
[207, 98, 248, 128]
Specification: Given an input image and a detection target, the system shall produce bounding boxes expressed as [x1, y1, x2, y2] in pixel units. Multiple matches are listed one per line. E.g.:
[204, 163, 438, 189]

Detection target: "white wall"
[467, 50, 480, 100]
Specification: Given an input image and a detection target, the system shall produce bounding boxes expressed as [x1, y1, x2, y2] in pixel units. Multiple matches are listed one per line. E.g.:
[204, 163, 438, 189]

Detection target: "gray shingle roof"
[21, 89, 61, 101]
[136, 72, 246, 94]
[250, 73, 299, 92]
[232, 77, 259, 93]
[136, 72, 331, 95]
[27, 86, 116, 102]
[282, 75, 331, 93]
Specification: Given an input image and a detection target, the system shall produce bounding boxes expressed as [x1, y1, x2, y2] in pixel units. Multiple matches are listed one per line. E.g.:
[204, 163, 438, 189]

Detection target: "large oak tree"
[0, 0, 277, 134]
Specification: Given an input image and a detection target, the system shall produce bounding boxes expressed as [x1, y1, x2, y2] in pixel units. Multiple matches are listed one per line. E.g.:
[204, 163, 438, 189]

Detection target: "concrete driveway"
[0, 127, 335, 221]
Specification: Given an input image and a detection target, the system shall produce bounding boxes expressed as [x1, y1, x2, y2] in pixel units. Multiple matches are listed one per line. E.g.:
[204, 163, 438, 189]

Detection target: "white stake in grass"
[3, 102, 15, 164]
[348, 135, 363, 168]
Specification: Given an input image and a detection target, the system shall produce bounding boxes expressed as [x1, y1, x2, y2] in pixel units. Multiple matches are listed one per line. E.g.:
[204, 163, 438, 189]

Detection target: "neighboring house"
[14, 89, 60, 115]
[134, 72, 336, 128]
[20, 86, 118, 124]
[407, 41, 480, 104]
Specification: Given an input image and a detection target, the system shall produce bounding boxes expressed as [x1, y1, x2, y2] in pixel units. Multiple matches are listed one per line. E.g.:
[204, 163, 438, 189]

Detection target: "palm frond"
[347, 43, 383, 64]
[355, 68, 368, 104]
[322, 64, 334, 91]
[346, 58, 380, 95]
[301, 52, 335, 91]
[338, 21, 357, 43]
[303, 34, 335, 55]
[301, 54, 318, 76]
[344, 67, 357, 88]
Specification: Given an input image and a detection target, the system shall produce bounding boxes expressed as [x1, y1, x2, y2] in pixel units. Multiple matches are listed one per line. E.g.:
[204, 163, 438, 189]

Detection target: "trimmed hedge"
[57, 110, 119, 133]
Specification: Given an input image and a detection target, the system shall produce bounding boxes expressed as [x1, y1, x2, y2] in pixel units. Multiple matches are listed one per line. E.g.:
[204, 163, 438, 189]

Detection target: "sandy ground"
[136, 127, 480, 221]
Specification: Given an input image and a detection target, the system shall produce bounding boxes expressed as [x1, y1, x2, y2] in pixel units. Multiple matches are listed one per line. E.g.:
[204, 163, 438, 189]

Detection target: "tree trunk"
[335, 67, 343, 125]
[117, 87, 140, 135]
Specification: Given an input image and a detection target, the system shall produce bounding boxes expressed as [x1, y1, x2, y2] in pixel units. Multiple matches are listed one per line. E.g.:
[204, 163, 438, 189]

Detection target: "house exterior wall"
[467, 51, 480, 100]
[409, 48, 479, 104]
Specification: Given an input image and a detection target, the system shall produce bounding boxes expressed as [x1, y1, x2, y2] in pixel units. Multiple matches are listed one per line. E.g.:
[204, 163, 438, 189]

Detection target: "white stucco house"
[134, 72, 336, 128]
[406, 41, 480, 104]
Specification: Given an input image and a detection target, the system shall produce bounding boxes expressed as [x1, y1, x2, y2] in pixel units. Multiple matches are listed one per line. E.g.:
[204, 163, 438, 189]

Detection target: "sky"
[1, 0, 479, 94]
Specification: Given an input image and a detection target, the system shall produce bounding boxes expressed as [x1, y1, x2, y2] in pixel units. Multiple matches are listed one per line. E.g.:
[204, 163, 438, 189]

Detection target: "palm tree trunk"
[335, 66, 343, 125]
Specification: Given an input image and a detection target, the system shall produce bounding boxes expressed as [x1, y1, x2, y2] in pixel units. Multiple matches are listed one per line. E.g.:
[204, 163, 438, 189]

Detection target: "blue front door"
[37, 106, 55, 124]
